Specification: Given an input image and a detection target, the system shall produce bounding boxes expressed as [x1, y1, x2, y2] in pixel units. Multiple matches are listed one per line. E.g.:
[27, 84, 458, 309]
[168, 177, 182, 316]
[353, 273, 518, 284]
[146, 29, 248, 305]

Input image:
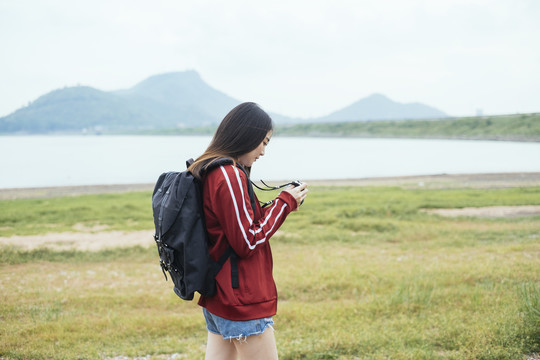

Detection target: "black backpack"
[152, 158, 256, 300]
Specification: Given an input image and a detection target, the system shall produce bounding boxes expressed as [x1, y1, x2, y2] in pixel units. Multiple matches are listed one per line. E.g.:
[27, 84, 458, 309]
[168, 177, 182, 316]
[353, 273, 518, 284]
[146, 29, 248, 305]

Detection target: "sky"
[1, 0, 539, 119]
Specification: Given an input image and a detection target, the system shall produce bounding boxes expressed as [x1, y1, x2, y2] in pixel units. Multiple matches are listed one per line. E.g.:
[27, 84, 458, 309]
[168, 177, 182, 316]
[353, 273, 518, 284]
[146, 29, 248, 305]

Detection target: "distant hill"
[316, 93, 447, 122]
[0, 71, 447, 133]
[0, 86, 128, 133]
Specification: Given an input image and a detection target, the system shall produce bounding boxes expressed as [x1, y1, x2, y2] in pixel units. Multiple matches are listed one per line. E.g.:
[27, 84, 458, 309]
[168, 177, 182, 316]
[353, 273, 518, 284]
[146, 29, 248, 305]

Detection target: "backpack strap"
[198, 157, 257, 213]
[217, 247, 239, 289]
[240, 167, 257, 212]
[229, 253, 239, 289]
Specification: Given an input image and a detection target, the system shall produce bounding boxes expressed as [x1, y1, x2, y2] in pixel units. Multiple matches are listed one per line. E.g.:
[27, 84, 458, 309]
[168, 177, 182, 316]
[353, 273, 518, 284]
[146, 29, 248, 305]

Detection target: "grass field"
[1, 184, 539, 359]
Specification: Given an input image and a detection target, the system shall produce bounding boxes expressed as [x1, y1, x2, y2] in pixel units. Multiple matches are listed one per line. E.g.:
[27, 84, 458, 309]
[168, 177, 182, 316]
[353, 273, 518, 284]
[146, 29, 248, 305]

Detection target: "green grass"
[0, 191, 153, 237]
[1, 185, 539, 359]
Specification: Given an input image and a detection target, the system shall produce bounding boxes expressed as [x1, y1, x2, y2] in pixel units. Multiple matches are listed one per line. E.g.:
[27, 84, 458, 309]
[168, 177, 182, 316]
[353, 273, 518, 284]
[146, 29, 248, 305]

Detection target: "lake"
[0, 135, 539, 189]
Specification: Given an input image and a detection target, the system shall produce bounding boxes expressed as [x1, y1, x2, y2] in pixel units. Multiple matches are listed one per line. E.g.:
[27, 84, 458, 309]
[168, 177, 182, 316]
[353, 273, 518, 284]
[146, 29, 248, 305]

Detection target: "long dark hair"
[189, 102, 273, 179]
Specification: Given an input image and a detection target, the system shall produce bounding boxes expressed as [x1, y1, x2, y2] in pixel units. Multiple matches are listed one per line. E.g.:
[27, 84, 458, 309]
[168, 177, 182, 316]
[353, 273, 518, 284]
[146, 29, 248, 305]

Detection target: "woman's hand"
[282, 182, 308, 210]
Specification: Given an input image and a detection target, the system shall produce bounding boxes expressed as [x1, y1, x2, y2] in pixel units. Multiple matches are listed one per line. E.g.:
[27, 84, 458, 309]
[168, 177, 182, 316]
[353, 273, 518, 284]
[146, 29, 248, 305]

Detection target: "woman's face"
[237, 130, 272, 167]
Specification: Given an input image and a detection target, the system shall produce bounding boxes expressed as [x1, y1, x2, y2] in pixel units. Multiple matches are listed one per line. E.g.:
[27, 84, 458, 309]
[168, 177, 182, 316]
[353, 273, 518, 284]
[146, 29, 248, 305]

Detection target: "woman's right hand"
[282, 182, 308, 210]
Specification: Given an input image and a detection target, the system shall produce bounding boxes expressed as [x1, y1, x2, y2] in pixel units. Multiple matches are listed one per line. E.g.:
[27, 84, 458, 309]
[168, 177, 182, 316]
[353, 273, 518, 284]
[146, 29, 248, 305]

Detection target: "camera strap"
[251, 180, 297, 208]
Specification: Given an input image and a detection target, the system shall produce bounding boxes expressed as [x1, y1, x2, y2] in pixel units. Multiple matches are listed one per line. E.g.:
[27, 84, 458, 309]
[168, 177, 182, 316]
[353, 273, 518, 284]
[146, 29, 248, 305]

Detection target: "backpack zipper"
[156, 174, 174, 281]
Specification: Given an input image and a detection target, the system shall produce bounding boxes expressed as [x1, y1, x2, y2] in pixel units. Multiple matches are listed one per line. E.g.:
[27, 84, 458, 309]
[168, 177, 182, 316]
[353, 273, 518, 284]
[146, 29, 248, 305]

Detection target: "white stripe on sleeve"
[220, 166, 266, 250]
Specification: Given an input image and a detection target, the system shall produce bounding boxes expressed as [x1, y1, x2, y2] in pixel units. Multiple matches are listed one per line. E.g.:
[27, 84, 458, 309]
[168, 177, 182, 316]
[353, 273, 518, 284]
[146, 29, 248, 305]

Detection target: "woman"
[189, 102, 308, 360]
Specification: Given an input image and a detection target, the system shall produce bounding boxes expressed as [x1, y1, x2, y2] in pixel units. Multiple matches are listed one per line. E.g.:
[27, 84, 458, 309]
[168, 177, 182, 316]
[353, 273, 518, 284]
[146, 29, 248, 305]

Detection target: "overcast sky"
[1, 0, 539, 119]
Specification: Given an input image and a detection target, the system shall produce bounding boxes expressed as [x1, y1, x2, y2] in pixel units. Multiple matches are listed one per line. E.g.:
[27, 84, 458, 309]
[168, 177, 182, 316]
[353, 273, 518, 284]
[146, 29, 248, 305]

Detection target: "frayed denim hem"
[203, 307, 275, 341]
[223, 323, 274, 342]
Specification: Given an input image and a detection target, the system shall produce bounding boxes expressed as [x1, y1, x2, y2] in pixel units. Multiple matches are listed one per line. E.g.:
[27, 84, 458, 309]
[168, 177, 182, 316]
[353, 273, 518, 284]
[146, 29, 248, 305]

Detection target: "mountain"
[0, 71, 243, 133]
[113, 71, 241, 127]
[316, 93, 447, 122]
[0, 72, 447, 133]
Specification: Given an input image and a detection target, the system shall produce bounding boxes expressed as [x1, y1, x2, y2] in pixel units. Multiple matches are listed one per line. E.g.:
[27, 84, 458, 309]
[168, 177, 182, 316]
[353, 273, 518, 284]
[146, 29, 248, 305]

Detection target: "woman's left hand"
[282, 182, 308, 210]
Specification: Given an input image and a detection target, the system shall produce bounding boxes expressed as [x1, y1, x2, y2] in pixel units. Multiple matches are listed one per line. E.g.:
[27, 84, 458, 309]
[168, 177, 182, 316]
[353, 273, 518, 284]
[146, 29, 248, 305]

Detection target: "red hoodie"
[197, 164, 297, 320]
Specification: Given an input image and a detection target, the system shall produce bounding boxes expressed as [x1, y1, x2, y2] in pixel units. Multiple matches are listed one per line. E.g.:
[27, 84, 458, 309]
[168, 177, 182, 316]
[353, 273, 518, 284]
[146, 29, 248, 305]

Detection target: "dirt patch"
[0, 230, 154, 252]
[0, 183, 154, 200]
[424, 205, 540, 218]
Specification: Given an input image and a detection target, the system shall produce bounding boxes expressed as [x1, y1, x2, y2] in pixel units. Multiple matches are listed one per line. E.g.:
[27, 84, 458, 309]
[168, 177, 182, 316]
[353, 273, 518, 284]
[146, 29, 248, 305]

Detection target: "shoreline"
[1, 172, 540, 200]
[3, 133, 539, 143]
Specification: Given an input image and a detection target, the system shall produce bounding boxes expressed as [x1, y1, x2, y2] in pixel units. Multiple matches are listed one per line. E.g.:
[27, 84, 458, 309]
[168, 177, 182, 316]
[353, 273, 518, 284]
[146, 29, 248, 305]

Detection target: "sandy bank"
[1, 172, 540, 200]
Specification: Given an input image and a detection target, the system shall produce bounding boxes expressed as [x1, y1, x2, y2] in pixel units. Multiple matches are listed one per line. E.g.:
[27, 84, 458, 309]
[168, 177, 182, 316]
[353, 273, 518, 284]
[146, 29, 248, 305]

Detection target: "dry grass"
[1, 183, 540, 359]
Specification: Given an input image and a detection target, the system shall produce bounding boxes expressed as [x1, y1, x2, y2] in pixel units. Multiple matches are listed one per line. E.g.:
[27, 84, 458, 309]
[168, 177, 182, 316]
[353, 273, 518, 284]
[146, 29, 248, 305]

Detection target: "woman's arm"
[207, 165, 297, 258]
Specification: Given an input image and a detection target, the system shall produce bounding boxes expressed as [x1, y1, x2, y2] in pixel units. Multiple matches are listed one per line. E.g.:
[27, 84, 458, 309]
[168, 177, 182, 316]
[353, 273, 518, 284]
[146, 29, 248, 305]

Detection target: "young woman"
[189, 102, 308, 360]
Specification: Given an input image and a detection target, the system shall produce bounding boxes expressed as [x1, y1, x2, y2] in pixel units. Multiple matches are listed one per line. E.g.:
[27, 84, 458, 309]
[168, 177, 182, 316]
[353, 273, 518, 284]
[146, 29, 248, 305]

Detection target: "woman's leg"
[205, 331, 238, 360]
[233, 327, 278, 360]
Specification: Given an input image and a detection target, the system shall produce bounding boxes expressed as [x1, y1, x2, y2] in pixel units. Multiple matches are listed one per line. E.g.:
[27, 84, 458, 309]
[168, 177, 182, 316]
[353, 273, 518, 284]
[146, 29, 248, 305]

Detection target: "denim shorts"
[202, 308, 274, 340]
